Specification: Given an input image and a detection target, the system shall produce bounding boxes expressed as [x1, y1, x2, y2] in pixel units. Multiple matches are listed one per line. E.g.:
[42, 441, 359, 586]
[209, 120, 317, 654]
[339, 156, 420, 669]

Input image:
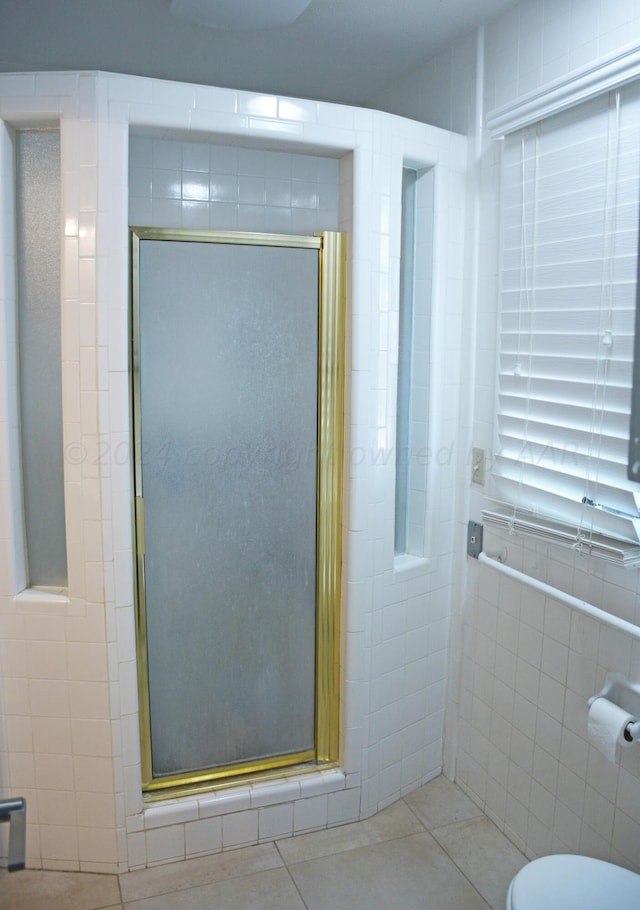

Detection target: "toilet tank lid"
[510, 854, 640, 910]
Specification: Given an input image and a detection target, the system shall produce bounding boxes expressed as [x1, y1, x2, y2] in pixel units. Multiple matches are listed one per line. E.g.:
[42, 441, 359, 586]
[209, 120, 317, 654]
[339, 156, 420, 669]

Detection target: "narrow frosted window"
[395, 168, 417, 554]
[395, 166, 433, 557]
[16, 130, 67, 587]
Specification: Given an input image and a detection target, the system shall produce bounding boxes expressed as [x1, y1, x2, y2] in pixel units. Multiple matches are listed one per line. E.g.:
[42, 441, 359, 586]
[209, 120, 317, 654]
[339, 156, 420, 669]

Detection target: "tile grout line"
[401, 800, 494, 909]
[272, 798, 437, 910]
[275, 840, 312, 910]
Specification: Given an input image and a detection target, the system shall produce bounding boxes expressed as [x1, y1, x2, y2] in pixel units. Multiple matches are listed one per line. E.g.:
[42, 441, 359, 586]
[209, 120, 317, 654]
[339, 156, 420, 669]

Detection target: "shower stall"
[0, 70, 464, 871]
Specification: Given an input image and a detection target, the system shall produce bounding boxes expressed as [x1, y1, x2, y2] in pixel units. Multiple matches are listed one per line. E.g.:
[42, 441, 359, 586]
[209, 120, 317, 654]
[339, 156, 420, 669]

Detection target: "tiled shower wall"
[382, 0, 640, 873]
[129, 137, 339, 233]
[0, 71, 467, 872]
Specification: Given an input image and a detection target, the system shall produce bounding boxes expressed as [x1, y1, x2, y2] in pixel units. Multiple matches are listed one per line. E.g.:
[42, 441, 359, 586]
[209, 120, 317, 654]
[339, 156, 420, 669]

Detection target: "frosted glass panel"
[395, 168, 416, 554]
[16, 130, 67, 587]
[138, 238, 318, 776]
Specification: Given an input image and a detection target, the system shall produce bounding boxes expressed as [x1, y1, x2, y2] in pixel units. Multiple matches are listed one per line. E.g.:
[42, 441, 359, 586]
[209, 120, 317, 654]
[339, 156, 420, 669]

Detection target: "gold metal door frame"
[130, 228, 345, 798]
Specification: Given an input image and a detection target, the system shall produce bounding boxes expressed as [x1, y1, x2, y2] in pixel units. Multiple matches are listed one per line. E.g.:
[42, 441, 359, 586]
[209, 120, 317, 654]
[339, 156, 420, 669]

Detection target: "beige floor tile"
[405, 775, 484, 830]
[124, 867, 305, 910]
[276, 798, 424, 865]
[0, 868, 122, 910]
[288, 832, 491, 910]
[432, 816, 527, 910]
[4, 780, 530, 910]
[119, 842, 282, 902]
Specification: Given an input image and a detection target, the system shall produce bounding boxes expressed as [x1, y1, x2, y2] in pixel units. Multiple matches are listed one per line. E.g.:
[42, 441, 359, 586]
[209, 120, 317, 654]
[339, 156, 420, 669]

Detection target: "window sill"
[393, 554, 431, 579]
[14, 586, 71, 612]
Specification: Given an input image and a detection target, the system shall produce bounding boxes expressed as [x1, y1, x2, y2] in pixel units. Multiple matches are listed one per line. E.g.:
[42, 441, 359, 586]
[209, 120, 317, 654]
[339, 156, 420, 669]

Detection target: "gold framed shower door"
[130, 228, 345, 797]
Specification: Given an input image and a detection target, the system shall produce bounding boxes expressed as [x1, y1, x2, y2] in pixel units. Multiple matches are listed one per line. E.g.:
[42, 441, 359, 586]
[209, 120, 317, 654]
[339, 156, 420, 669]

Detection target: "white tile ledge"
[13, 586, 70, 612]
[140, 768, 346, 829]
[296, 767, 346, 797]
[144, 799, 199, 829]
[393, 554, 431, 579]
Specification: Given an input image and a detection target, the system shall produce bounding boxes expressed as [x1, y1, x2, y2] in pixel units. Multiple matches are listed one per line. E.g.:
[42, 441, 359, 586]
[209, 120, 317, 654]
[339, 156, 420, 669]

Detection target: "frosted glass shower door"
[132, 231, 329, 787]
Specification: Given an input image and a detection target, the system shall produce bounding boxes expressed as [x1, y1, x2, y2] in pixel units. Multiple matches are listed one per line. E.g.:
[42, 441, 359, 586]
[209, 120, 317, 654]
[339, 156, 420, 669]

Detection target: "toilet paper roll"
[587, 697, 636, 763]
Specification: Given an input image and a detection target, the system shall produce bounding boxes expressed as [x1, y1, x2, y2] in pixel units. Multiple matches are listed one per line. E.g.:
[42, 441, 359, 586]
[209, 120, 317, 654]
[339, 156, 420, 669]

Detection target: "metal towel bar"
[0, 797, 26, 871]
[478, 551, 640, 641]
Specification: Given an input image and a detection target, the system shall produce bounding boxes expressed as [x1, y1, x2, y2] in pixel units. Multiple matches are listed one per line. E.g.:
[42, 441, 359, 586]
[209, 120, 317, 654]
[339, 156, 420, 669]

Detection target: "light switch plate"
[472, 447, 485, 485]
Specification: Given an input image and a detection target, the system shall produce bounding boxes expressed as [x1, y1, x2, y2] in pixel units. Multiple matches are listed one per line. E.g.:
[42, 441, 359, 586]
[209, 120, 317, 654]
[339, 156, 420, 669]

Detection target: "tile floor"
[0, 777, 528, 909]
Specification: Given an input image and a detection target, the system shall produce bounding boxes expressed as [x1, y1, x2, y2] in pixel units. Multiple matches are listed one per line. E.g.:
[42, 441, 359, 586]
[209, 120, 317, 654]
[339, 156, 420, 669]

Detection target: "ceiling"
[0, 0, 518, 108]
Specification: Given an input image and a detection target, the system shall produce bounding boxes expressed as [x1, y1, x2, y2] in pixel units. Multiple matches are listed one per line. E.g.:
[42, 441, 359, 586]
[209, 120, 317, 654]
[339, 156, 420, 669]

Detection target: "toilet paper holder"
[588, 672, 640, 743]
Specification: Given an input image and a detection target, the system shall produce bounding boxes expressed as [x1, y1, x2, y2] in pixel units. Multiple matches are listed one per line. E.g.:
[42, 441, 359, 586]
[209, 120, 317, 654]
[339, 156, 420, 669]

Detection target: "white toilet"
[506, 854, 640, 909]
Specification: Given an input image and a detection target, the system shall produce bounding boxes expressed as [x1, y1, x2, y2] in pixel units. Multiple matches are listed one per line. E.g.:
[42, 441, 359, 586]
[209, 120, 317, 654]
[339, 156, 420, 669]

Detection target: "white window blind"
[488, 82, 640, 565]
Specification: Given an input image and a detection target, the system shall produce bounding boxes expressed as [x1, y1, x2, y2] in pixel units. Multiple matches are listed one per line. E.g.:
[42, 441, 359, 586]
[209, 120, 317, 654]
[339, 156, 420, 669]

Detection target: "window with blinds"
[486, 81, 640, 566]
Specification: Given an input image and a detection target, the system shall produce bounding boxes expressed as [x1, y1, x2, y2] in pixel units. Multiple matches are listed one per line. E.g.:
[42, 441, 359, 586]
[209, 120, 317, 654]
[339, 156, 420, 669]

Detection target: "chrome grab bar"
[0, 798, 26, 871]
